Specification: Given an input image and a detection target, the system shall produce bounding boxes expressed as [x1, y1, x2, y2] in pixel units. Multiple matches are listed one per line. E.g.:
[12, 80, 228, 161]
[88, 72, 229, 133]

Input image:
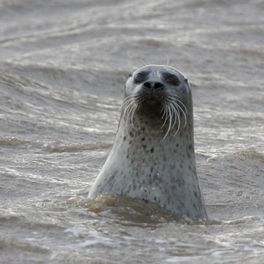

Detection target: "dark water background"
[0, 0, 264, 263]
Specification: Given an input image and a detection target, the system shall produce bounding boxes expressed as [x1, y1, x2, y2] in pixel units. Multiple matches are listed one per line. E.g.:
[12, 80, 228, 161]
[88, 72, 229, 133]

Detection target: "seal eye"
[164, 73, 180, 86]
[134, 71, 149, 84]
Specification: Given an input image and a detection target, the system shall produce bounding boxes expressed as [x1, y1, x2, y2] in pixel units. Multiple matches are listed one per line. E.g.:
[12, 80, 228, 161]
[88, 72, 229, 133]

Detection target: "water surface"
[0, 0, 264, 263]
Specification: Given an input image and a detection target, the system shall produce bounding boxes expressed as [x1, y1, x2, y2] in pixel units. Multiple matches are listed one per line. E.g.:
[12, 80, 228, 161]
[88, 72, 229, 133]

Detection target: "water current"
[0, 0, 264, 263]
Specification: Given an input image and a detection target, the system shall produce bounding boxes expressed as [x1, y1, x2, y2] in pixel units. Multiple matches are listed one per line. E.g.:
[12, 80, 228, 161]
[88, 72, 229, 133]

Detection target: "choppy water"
[0, 0, 264, 263]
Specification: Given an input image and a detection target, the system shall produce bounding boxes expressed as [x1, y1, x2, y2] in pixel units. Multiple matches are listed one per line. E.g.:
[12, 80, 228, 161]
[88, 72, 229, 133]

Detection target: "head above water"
[122, 65, 191, 140]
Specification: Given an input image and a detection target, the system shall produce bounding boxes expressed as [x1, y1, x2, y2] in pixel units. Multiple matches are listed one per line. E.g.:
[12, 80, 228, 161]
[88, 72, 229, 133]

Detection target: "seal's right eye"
[163, 73, 180, 86]
[134, 71, 149, 84]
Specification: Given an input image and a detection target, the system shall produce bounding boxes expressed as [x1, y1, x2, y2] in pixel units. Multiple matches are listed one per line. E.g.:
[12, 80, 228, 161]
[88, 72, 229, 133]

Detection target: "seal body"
[89, 65, 207, 220]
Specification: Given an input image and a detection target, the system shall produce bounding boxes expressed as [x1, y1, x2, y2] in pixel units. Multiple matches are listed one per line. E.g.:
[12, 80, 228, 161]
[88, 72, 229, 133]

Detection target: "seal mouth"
[142, 98, 162, 105]
[140, 94, 164, 113]
[140, 92, 163, 106]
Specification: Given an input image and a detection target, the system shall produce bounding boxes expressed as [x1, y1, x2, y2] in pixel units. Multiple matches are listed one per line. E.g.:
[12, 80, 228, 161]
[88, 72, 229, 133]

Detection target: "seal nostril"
[143, 82, 151, 89]
[154, 82, 164, 90]
[143, 82, 164, 90]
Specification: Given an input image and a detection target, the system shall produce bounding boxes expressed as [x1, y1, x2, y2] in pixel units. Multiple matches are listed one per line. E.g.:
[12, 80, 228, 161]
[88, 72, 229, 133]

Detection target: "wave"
[43, 141, 112, 153]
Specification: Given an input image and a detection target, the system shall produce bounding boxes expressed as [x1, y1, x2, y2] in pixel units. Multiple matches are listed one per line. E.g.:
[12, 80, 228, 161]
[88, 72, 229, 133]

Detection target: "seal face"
[88, 65, 208, 220]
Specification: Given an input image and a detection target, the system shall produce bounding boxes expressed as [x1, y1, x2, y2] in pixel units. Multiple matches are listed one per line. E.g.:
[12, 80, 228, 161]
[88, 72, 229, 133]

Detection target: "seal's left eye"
[134, 73, 145, 84]
[134, 71, 149, 84]
[164, 73, 180, 86]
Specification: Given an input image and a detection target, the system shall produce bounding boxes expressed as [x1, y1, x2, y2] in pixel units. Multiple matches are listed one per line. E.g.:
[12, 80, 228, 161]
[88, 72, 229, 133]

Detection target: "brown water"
[0, 0, 264, 263]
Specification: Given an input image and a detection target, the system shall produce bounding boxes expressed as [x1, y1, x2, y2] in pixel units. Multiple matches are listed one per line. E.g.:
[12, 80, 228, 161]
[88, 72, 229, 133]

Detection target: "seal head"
[88, 65, 207, 220]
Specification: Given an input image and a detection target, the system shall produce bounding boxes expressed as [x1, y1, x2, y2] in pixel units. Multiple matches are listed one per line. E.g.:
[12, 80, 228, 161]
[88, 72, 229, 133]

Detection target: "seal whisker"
[122, 98, 134, 118]
[121, 95, 134, 112]
[122, 94, 134, 103]
[130, 104, 138, 128]
[136, 59, 149, 66]
[170, 102, 178, 129]
[161, 105, 169, 129]
[169, 102, 181, 136]
[174, 107, 181, 136]
[168, 105, 173, 136]
[160, 105, 166, 120]
[165, 53, 170, 66]
[126, 102, 136, 127]
[122, 100, 135, 128]
[171, 100, 187, 128]
[162, 104, 173, 141]
[133, 93, 144, 105]
[166, 99, 183, 136]
[167, 94, 187, 128]
[169, 95, 188, 115]
[175, 99, 188, 116]
[125, 94, 142, 128]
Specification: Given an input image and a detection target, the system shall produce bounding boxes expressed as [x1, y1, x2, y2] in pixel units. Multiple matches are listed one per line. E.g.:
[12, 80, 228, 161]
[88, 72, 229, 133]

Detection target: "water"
[0, 0, 264, 263]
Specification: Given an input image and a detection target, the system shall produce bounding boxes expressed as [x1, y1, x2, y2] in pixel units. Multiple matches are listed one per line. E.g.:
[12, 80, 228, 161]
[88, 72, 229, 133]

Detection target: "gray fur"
[88, 65, 208, 220]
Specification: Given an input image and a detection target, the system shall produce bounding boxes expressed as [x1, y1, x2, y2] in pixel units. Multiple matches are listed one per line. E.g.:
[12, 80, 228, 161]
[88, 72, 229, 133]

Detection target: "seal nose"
[143, 81, 164, 91]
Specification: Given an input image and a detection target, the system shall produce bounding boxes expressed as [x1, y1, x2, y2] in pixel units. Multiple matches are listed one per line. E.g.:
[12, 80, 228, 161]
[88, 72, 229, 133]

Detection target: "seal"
[88, 65, 208, 220]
